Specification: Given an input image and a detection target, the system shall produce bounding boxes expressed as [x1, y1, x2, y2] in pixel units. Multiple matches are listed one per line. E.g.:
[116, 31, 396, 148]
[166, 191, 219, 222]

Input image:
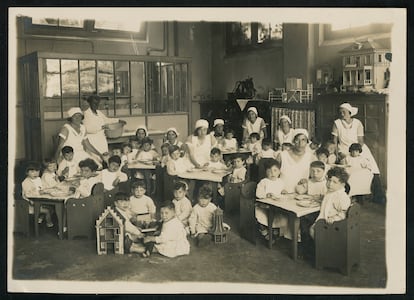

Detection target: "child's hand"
[143, 236, 155, 244]
[112, 177, 121, 187]
[326, 217, 334, 224]
[298, 178, 308, 185]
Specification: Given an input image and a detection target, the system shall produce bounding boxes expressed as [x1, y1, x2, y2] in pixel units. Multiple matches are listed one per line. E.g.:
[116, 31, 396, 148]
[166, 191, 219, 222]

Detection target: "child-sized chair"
[224, 182, 243, 214]
[240, 181, 257, 245]
[66, 183, 105, 239]
[314, 203, 360, 275]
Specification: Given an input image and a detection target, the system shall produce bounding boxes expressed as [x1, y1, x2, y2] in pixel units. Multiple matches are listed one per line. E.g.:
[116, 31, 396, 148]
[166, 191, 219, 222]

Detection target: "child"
[346, 143, 372, 171]
[208, 148, 227, 170]
[101, 155, 128, 191]
[21, 162, 54, 227]
[111, 144, 123, 158]
[315, 147, 331, 174]
[247, 132, 262, 156]
[75, 158, 101, 198]
[323, 140, 337, 165]
[41, 158, 60, 189]
[221, 128, 238, 152]
[129, 180, 156, 220]
[257, 139, 277, 160]
[172, 181, 193, 227]
[127, 137, 140, 164]
[255, 160, 288, 241]
[166, 145, 191, 176]
[189, 184, 218, 246]
[295, 161, 328, 201]
[309, 167, 351, 239]
[135, 137, 159, 162]
[121, 142, 132, 165]
[229, 154, 247, 183]
[143, 201, 190, 258]
[57, 146, 80, 179]
[309, 138, 321, 152]
[160, 143, 170, 167]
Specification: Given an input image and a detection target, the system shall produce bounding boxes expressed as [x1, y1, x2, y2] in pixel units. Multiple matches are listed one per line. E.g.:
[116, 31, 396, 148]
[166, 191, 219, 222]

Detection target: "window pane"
[114, 61, 130, 116]
[270, 23, 283, 40]
[231, 23, 251, 46]
[41, 59, 61, 119]
[61, 60, 79, 97]
[98, 61, 114, 116]
[147, 62, 161, 113]
[160, 62, 174, 113]
[131, 61, 145, 115]
[80, 60, 96, 95]
[180, 64, 188, 112]
[174, 64, 182, 112]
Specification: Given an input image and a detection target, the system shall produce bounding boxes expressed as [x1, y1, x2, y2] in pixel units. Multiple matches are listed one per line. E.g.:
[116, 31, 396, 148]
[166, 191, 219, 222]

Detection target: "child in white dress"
[257, 139, 278, 161]
[129, 180, 157, 219]
[208, 148, 227, 170]
[229, 154, 247, 183]
[221, 128, 238, 152]
[166, 145, 192, 176]
[295, 161, 328, 201]
[160, 143, 170, 168]
[323, 140, 337, 165]
[101, 156, 128, 191]
[57, 146, 80, 179]
[74, 158, 101, 198]
[41, 159, 60, 189]
[172, 181, 193, 227]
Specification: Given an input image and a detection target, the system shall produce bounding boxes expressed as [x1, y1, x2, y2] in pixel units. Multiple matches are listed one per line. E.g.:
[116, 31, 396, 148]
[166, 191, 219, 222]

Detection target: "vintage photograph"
[7, 7, 406, 294]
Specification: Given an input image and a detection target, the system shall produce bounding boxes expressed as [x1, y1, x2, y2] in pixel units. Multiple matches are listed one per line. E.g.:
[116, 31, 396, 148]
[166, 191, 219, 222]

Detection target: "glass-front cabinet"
[20, 52, 191, 161]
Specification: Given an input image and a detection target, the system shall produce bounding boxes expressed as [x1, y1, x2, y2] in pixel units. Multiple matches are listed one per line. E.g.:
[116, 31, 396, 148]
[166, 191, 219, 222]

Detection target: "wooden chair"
[314, 203, 360, 275]
[239, 181, 257, 245]
[66, 183, 105, 239]
[224, 181, 244, 214]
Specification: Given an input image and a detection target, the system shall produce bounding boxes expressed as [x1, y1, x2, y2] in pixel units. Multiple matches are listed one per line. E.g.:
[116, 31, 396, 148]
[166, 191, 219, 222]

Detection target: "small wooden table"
[257, 194, 320, 261]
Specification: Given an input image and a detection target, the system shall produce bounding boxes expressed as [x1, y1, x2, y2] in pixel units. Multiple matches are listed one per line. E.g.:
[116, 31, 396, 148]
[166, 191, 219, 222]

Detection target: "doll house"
[96, 206, 125, 255]
[339, 39, 390, 91]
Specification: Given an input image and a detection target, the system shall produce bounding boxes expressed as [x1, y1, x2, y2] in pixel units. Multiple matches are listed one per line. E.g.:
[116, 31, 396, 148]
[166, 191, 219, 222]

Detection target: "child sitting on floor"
[57, 146, 80, 179]
[21, 162, 54, 227]
[75, 158, 101, 198]
[129, 180, 157, 220]
[143, 201, 190, 258]
[229, 154, 247, 183]
[172, 181, 193, 227]
[188, 184, 220, 247]
[41, 158, 60, 189]
[166, 145, 191, 176]
[221, 128, 238, 152]
[101, 155, 128, 191]
[295, 161, 328, 201]
[255, 159, 288, 242]
[309, 167, 351, 239]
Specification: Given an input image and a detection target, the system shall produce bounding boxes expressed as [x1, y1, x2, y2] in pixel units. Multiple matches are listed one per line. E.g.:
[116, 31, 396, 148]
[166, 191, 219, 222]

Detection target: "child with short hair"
[101, 155, 128, 191]
[160, 143, 170, 168]
[255, 160, 288, 241]
[143, 201, 190, 258]
[57, 146, 80, 179]
[309, 167, 351, 239]
[129, 180, 156, 220]
[315, 147, 331, 174]
[135, 137, 160, 162]
[208, 148, 227, 170]
[346, 143, 372, 171]
[75, 158, 101, 198]
[189, 184, 218, 246]
[21, 162, 54, 227]
[247, 132, 262, 156]
[172, 181, 193, 227]
[121, 142, 132, 165]
[41, 158, 60, 189]
[229, 154, 247, 183]
[221, 128, 238, 152]
[127, 137, 140, 164]
[323, 140, 337, 165]
[257, 139, 277, 160]
[295, 161, 328, 201]
[166, 145, 191, 175]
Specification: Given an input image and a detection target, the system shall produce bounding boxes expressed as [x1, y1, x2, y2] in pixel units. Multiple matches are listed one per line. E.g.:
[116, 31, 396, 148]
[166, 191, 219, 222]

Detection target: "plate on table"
[48, 190, 73, 198]
[296, 200, 319, 208]
[212, 169, 228, 174]
[295, 194, 314, 201]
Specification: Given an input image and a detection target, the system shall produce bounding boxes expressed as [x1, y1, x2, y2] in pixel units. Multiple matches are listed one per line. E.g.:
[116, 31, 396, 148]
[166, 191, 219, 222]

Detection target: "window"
[365, 55, 371, 65]
[378, 54, 382, 62]
[32, 17, 83, 28]
[355, 56, 360, 67]
[345, 56, 351, 65]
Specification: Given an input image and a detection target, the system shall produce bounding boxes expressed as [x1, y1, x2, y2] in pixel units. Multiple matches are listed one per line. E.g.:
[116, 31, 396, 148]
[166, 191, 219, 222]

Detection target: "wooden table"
[257, 194, 320, 261]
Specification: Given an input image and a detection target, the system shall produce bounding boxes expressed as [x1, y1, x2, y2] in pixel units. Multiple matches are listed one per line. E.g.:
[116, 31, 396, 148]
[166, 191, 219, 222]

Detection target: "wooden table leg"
[55, 202, 64, 240]
[267, 207, 274, 249]
[33, 201, 41, 238]
[289, 214, 300, 261]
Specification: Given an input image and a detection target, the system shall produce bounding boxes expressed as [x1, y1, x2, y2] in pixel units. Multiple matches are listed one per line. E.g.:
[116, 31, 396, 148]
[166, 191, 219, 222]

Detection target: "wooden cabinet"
[315, 93, 388, 187]
[19, 52, 191, 161]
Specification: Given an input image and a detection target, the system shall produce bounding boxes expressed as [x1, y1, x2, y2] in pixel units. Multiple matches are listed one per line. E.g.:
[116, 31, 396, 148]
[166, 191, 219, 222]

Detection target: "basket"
[105, 122, 124, 138]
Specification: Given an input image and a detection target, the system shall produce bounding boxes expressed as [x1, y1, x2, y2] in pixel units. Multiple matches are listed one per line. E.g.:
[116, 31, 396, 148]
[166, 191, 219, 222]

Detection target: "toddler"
[208, 148, 227, 170]
[221, 128, 238, 152]
[247, 132, 262, 156]
[57, 146, 80, 179]
[41, 158, 60, 189]
[172, 181, 193, 227]
[121, 142, 132, 165]
[166, 145, 191, 175]
[160, 143, 170, 168]
[129, 180, 156, 220]
[323, 140, 337, 165]
[315, 147, 331, 174]
[101, 155, 128, 191]
[189, 184, 219, 246]
[143, 201, 190, 258]
[345, 143, 372, 171]
[309, 167, 351, 239]
[257, 139, 277, 160]
[21, 162, 54, 227]
[255, 160, 288, 241]
[295, 161, 327, 201]
[75, 158, 101, 198]
[127, 138, 140, 164]
[135, 137, 160, 162]
[229, 154, 247, 183]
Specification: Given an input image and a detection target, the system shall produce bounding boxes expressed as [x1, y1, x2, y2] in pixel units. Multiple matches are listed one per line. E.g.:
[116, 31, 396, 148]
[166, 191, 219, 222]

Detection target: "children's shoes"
[46, 222, 54, 228]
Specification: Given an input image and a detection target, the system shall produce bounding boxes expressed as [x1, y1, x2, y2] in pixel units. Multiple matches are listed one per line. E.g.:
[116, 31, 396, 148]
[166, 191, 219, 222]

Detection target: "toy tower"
[211, 207, 228, 244]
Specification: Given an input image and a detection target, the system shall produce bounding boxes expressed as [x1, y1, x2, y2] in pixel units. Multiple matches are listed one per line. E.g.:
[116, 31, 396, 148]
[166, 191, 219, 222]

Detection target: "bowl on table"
[105, 122, 125, 138]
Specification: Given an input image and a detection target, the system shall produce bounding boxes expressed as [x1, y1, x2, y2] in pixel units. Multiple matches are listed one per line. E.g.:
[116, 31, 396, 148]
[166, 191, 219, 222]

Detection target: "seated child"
[21, 162, 54, 227]
[228, 154, 247, 183]
[315, 147, 331, 173]
[57, 146, 80, 179]
[121, 142, 132, 165]
[257, 139, 277, 160]
[135, 137, 160, 163]
[172, 181, 193, 227]
[75, 158, 101, 198]
[295, 161, 328, 201]
[345, 143, 372, 171]
[309, 167, 351, 239]
[143, 201, 190, 258]
[127, 138, 140, 164]
[323, 140, 337, 165]
[189, 184, 218, 246]
[208, 148, 227, 170]
[101, 155, 128, 191]
[110, 144, 124, 166]
[255, 160, 288, 241]
[129, 180, 156, 220]
[247, 132, 262, 156]
[41, 158, 60, 189]
[160, 143, 170, 168]
[166, 145, 191, 176]
[221, 128, 238, 152]
[308, 138, 321, 153]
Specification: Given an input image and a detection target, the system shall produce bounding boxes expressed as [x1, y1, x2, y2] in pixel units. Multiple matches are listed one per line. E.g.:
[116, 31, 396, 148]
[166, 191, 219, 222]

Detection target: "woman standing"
[54, 107, 103, 164]
[242, 107, 267, 143]
[186, 119, 217, 168]
[83, 95, 125, 155]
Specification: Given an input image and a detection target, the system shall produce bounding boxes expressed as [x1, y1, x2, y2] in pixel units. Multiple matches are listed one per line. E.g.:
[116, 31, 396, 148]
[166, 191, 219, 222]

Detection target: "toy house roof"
[339, 40, 389, 54]
[96, 206, 125, 226]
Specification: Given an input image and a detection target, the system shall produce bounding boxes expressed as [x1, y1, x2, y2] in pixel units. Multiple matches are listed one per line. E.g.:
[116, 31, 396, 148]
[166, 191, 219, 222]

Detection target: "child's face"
[46, 162, 57, 173]
[198, 197, 211, 208]
[233, 157, 244, 168]
[133, 186, 146, 198]
[266, 165, 281, 179]
[27, 169, 40, 179]
[130, 141, 140, 149]
[250, 136, 258, 143]
[63, 152, 74, 161]
[108, 162, 120, 172]
[170, 150, 180, 160]
[142, 142, 152, 152]
[167, 131, 177, 141]
[210, 153, 221, 163]
[326, 175, 345, 192]
[350, 150, 360, 157]
[80, 166, 93, 178]
[136, 129, 146, 140]
[262, 144, 271, 151]
[327, 144, 336, 154]
[115, 199, 130, 211]
[310, 167, 325, 181]
[161, 147, 169, 156]
[317, 154, 328, 163]
[160, 207, 175, 222]
[123, 146, 132, 154]
[173, 187, 186, 200]
[225, 132, 233, 139]
[112, 149, 122, 157]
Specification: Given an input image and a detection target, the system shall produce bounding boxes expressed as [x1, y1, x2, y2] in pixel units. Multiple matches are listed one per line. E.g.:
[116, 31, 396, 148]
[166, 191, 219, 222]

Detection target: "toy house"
[339, 39, 390, 91]
[96, 206, 125, 255]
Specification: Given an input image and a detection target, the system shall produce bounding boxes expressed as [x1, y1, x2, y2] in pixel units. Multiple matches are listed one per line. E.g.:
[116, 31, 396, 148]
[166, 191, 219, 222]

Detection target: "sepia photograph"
[7, 7, 406, 294]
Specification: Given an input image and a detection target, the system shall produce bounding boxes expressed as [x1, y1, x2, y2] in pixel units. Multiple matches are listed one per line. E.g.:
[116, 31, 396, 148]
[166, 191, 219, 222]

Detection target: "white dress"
[59, 124, 91, 163]
[188, 202, 217, 234]
[345, 155, 374, 196]
[243, 117, 266, 139]
[187, 135, 213, 166]
[280, 150, 314, 193]
[154, 217, 190, 258]
[83, 108, 118, 154]
[275, 128, 295, 145]
[332, 118, 380, 174]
